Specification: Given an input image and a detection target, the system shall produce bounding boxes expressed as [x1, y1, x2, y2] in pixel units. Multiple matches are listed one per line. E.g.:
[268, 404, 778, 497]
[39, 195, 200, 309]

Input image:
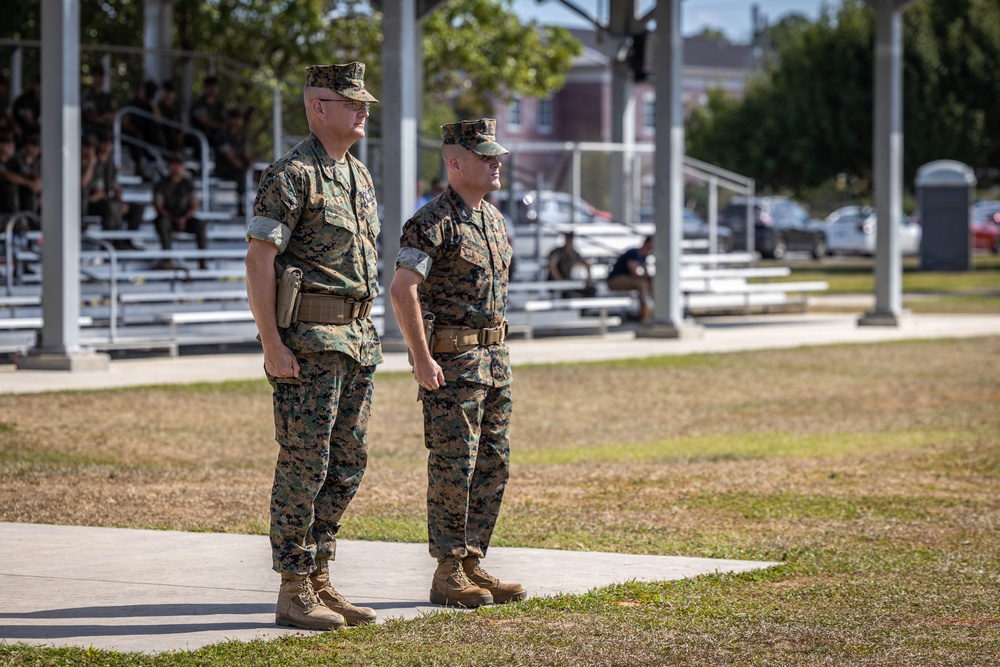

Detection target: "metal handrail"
[113, 106, 212, 207]
[3, 211, 41, 296]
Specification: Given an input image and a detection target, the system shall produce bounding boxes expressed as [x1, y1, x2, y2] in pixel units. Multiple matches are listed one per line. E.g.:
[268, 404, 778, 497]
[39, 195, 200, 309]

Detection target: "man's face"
[460, 151, 502, 195]
[168, 162, 185, 179]
[319, 93, 370, 144]
[0, 140, 13, 160]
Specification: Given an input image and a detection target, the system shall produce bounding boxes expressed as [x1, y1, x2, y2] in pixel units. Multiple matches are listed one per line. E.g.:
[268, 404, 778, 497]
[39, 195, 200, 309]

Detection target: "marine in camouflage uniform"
[245, 62, 380, 631]
[390, 118, 526, 608]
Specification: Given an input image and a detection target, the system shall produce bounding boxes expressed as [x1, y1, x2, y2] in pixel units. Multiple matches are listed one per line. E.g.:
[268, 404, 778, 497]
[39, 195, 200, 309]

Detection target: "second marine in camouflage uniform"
[390, 118, 526, 608]
[245, 62, 380, 632]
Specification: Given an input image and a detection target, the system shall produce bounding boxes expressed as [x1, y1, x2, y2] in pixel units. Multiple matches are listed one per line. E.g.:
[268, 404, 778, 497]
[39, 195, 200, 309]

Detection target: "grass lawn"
[763, 251, 1000, 314]
[1, 337, 998, 665]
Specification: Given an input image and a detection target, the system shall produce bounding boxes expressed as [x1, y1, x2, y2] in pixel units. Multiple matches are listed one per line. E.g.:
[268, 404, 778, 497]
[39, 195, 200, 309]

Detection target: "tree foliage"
[3, 0, 580, 141]
[686, 0, 1000, 194]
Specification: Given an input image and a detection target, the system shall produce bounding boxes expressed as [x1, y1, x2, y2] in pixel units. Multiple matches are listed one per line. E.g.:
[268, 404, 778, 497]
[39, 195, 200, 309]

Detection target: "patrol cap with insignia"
[441, 118, 509, 157]
[305, 62, 378, 104]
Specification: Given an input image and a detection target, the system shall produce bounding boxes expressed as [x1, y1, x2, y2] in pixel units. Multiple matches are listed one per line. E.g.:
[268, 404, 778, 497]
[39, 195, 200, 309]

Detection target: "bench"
[685, 280, 829, 314]
[156, 303, 386, 356]
[517, 296, 633, 338]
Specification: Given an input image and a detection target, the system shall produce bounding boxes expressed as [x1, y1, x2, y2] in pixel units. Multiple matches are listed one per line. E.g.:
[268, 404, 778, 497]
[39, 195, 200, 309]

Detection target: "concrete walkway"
[2, 312, 998, 653]
[2, 312, 999, 395]
[0, 523, 778, 653]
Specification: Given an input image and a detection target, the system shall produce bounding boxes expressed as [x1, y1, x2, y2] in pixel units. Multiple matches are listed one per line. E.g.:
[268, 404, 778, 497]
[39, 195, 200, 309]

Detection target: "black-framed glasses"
[317, 99, 371, 110]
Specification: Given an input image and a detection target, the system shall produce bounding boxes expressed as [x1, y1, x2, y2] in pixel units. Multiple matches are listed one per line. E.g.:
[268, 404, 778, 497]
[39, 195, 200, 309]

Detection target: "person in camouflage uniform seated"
[245, 62, 381, 632]
[390, 118, 526, 609]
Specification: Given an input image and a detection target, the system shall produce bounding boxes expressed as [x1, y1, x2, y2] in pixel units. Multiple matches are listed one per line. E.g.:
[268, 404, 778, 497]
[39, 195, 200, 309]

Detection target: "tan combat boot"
[275, 572, 346, 631]
[310, 559, 377, 626]
[463, 556, 527, 604]
[429, 557, 494, 608]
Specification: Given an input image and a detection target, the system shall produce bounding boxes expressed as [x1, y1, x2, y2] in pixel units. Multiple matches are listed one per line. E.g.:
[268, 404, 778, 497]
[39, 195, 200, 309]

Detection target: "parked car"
[495, 189, 611, 226]
[719, 196, 827, 260]
[970, 200, 1000, 253]
[823, 206, 922, 256]
[682, 209, 733, 253]
[635, 207, 733, 253]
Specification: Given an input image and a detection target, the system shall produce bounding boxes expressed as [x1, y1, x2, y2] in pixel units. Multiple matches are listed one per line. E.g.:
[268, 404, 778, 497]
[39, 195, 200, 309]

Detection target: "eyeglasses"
[317, 99, 371, 111]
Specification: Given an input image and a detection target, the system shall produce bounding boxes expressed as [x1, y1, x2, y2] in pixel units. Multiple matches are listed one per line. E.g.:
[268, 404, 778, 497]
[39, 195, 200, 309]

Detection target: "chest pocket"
[313, 191, 359, 235]
[458, 239, 491, 269]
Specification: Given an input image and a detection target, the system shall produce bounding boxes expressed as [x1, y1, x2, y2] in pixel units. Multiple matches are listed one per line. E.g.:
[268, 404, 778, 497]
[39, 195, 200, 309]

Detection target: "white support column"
[609, 0, 636, 226]
[637, 0, 701, 339]
[860, 0, 914, 327]
[380, 0, 419, 343]
[21, 0, 109, 370]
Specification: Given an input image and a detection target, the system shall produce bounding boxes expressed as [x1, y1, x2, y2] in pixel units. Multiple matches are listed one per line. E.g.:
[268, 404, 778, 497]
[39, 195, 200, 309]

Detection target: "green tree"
[420, 0, 581, 117]
[686, 0, 1000, 194]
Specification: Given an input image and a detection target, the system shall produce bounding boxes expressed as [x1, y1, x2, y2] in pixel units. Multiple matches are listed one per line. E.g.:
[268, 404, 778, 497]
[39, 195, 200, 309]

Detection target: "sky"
[511, 0, 830, 43]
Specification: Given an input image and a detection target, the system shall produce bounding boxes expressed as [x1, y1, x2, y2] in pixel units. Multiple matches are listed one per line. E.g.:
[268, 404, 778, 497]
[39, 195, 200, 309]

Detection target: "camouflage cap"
[441, 118, 509, 157]
[305, 62, 378, 104]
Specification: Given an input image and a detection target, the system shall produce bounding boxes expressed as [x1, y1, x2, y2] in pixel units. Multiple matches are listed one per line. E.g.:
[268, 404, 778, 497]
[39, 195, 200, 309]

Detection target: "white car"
[824, 206, 922, 256]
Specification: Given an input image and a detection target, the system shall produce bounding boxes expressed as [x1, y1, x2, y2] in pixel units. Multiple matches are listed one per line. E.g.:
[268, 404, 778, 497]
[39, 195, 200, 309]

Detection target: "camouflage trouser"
[420, 381, 512, 560]
[267, 351, 374, 575]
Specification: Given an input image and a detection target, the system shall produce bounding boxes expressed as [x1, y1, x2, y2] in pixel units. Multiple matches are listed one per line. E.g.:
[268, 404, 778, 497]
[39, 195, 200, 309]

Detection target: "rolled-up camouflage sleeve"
[397, 213, 445, 280]
[395, 246, 432, 279]
[246, 166, 300, 252]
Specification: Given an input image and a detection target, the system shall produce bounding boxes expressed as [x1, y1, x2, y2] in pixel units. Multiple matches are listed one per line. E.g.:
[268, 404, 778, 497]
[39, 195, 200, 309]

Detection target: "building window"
[643, 93, 655, 134]
[537, 97, 553, 133]
[508, 96, 522, 129]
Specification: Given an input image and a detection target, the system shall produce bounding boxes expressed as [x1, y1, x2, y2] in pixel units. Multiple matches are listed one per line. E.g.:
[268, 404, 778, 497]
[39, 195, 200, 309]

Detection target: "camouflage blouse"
[396, 185, 512, 387]
[247, 133, 382, 365]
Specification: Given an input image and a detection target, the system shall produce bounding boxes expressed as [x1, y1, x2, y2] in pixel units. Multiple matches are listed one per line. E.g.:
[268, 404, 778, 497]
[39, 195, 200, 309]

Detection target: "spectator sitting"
[10, 133, 42, 218]
[547, 231, 596, 297]
[607, 235, 654, 322]
[0, 132, 25, 219]
[157, 80, 184, 151]
[11, 76, 41, 144]
[80, 133, 118, 232]
[213, 108, 252, 212]
[123, 79, 164, 180]
[153, 153, 208, 269]
[81, 65, 118, 138]
[94, 131, 130, 240]
[189, 75, 226, 152]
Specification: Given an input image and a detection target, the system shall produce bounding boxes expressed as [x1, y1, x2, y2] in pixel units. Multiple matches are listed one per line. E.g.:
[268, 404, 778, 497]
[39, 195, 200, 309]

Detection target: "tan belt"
[296, 293, 373, 325]
[432, 320, 508, 354]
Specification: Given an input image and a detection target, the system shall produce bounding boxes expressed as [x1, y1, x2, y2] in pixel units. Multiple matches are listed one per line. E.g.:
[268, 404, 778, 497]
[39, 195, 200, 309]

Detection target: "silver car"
[824, 206, 922, 256]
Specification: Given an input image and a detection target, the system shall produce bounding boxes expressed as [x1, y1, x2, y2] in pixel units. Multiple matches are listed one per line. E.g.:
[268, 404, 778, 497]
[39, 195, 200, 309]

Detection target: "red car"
[970, 200, 1000, 253]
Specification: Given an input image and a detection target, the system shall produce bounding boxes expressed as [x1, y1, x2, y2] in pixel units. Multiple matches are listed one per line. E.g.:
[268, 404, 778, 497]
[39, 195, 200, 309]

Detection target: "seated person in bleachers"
[213, 108, 252, 211]
[11, 77, 41, 146]
[12, 133, 42, 216]
[81, 65, 118, 138]
[0, 132, 24, 217]
[80, 133, 120, 233]
[157, 80, 184, 152]
[189, 75, 226, 151]
[607, 235, 654, 322]
[153, 153, 208, 269]
[547, 231, 595, 297]
[95, 131, 132, 242]
[122, 80, 164, 181]
[0, 132, 42, 231]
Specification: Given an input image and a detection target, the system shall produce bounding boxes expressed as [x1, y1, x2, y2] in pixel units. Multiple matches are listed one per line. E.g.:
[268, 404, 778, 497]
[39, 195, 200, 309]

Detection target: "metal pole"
[380, 0, 418, 341]
[638, 0, 698, 338]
